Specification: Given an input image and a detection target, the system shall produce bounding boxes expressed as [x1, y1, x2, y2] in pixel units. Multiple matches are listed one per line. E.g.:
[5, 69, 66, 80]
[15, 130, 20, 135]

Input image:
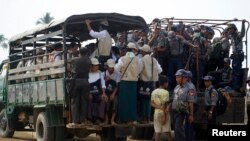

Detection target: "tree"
[36, 12, 55, 25]
[0, 34, 8, 49]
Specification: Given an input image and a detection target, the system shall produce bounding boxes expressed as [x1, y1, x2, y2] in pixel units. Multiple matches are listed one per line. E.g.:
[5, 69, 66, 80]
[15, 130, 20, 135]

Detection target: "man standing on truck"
[67, 47, 91, 127]
[166, 31, 197, 90]
[226, 20, 246, 92]
[85, 19, 112, 71]
[138, 44, 162, 123]
[115, 42, 142, 124]
[148, 22, 168, 76]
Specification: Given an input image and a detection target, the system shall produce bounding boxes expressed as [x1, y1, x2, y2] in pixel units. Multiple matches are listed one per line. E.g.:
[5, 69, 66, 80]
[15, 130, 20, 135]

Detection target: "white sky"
[1, 0, 250, 65]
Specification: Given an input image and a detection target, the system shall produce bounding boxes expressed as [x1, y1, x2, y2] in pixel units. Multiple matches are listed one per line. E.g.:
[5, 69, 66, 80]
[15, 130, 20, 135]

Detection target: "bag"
[138, 56, 155, 98]
[105, 79, 117, 96]
[210, 43, 224, 60]
[138, 81, 154, 98]
[90, 77, 102, 103]
[176, 100, 189, 115]
[209, 88, 228, 116]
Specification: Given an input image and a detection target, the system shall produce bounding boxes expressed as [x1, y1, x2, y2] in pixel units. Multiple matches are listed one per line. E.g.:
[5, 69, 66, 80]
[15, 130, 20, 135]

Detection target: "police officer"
[172, 69, 196, 141]
[67, 47, 91, 127]
[186, 70, 196, 90]
[148, 23, 168, 76]
[227, 20, 246, 91]
[203, 75, 218, 125]
[191, 27, 209, 89]
[185, 70, 197, 141]
[166, 31, 197, 90]
[85, 19, 112, 71]
[210, 58, 232, 88]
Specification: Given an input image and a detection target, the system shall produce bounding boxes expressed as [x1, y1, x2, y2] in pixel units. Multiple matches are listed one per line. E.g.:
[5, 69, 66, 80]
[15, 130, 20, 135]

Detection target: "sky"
[0, 0, 250, 65]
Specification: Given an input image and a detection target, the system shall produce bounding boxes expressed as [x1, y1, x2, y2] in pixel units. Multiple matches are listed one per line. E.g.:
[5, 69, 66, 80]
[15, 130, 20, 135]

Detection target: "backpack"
[210, 43, 224, 60]
[209, 87, 227, 116]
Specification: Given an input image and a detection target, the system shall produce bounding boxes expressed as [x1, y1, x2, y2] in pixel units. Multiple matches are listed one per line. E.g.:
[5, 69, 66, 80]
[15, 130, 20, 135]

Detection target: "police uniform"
[149, 25, 168, 76]
[215, 67, 232, 88]
[185, 71, 197, 141]
[172, 70, 196, 141]
[203, 76, 218, 125]
[191, 32, 207, 88]
[69, 54, 91, 124]
[227, 22, 245, 90]
[167, 31, 186, 90]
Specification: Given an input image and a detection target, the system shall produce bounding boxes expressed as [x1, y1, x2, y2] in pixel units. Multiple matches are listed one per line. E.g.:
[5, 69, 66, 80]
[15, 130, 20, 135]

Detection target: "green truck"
[0, 14, 249, 141]
[0, 13, 149, 141]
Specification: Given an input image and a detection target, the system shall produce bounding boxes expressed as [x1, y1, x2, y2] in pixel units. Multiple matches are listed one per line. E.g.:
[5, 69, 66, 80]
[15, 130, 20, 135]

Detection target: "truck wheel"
[75, 131, 90, 138]
[36, 112, 54, 141]
[0, 109, 14, 138]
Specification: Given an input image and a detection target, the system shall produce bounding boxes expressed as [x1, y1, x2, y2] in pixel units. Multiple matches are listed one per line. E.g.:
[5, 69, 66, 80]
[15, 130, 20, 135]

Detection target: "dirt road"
[0, 132, 100, 141]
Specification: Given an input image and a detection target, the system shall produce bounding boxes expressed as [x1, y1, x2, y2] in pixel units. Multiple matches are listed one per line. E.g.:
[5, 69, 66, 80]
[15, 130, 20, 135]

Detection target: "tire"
[0, 109, 14, 138]
[75, 131, 90, 138]
[36, 112, 54, 141]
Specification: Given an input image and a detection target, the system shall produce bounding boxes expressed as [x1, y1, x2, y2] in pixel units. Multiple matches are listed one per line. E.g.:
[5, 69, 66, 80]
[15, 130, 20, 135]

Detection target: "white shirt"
[105, 70, 121, 83]
[115, 54, 143, 74]
[139, 55, 163, 74]
[90, 30, 109, 40]
[88, 71, 106, 89]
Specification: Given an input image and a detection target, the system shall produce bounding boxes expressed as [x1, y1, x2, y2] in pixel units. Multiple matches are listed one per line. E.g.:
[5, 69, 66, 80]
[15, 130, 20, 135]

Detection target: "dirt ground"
[0, 132, 100, 141]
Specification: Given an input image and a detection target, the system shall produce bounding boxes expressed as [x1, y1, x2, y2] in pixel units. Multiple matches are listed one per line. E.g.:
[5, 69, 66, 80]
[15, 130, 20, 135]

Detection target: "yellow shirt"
[151, 88, 169, 115]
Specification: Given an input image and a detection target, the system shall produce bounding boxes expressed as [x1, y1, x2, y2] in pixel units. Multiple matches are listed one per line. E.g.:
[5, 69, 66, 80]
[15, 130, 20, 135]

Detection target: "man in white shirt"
[138, 44, 162, 123]
[85, 19, 112, 71]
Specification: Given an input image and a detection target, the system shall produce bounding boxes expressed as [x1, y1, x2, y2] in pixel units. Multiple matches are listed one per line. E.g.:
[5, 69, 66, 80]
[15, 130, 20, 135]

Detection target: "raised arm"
[240, 20, 246, 39]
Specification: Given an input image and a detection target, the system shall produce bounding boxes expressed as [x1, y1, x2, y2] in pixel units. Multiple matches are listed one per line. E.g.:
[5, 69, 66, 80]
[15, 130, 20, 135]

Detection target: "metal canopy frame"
[149, 18, 250, 68]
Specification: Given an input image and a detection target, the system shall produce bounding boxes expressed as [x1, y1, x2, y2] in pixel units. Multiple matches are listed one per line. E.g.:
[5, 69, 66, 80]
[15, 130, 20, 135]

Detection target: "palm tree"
[0, 34, 8, 49]
[36, 12, 55, 25]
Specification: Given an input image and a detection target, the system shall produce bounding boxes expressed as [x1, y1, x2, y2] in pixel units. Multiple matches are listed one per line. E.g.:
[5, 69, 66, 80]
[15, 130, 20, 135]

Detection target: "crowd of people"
[14, 18, 248, 141]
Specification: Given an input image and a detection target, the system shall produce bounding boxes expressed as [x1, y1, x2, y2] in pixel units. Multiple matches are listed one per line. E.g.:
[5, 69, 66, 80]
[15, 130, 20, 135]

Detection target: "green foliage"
[0, 34, 8, 49]
[36, 12, 55, 25]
